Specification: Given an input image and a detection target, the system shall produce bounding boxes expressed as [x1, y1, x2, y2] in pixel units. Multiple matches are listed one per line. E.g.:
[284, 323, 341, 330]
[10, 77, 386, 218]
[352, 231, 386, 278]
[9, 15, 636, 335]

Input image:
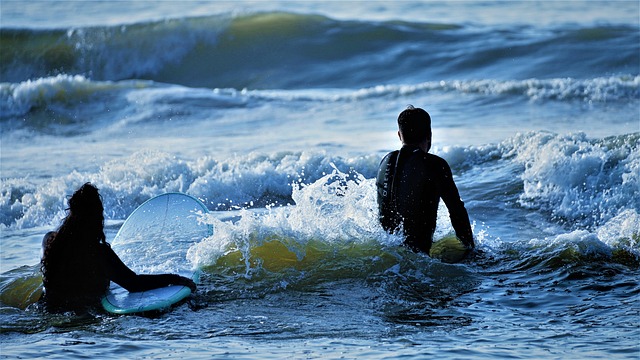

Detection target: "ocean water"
[1, 1, 639, 359]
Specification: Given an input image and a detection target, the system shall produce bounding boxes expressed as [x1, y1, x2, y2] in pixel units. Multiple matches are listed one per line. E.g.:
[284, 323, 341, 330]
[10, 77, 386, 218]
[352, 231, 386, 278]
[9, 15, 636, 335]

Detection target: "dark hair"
[397, 105, 431, 144]
[68, 183, 104, 218]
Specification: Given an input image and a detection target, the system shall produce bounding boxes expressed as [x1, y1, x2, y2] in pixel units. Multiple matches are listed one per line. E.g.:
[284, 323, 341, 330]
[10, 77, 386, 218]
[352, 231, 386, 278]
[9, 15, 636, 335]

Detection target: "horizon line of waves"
[2, 12, 637, 87]
[0, 12, 459, 84]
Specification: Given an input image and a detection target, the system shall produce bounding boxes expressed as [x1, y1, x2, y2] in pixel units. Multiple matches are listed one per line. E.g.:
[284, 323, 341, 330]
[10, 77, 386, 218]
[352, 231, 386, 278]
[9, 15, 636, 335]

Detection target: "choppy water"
[1, 1, 639, 359]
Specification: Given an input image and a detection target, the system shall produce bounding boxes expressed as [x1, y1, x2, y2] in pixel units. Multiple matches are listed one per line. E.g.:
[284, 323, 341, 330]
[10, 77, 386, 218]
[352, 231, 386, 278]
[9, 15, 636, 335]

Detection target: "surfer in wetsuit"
[40, 183, 196, 311]
[376, 106, 475, 254]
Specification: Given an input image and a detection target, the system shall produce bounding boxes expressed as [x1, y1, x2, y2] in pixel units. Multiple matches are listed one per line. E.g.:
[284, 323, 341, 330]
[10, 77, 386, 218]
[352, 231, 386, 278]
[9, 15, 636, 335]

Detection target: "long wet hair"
[40, 183, 110, 309]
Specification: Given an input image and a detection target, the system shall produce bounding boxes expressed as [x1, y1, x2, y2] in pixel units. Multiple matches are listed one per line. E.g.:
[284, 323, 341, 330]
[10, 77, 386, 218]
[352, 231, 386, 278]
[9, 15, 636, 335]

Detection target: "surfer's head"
[68, 183, 104, 218]
[66, 183, 106, 241]
[397, 105, 432, 151]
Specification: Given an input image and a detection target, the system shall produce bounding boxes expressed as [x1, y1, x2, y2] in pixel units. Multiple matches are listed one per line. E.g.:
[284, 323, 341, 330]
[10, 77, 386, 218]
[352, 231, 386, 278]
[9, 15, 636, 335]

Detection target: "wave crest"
[2, 12, 637, 89]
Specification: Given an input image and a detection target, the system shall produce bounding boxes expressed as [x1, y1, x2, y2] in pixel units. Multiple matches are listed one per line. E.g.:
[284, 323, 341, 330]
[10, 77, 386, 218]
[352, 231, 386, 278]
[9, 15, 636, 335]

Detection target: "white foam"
[1, 75, 91, 117]
[186, 166, 401, 269]
[510, 132, 639, 227]
[596, 209, 640, 250]
[241, 75, 640, 103]
[0, 150, 377, 230]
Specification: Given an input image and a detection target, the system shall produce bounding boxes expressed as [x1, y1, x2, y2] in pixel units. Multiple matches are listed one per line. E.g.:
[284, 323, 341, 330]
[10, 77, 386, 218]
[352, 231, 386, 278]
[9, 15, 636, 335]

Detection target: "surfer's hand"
[456, 236, 475, 250]
[460, 239, 476, 259]
[176, 276, 197, 292]
[465, 246, 484, 259]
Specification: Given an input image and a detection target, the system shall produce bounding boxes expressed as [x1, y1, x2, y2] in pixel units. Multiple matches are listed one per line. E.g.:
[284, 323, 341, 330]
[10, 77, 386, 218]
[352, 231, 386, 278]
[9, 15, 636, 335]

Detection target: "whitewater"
[1, 1, 639, 359]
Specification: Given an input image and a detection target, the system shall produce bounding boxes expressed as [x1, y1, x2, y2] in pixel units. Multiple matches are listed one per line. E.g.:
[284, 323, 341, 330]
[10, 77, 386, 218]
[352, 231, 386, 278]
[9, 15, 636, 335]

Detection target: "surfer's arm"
[438, 161, 475, 249]
[102, 244, 196, 292]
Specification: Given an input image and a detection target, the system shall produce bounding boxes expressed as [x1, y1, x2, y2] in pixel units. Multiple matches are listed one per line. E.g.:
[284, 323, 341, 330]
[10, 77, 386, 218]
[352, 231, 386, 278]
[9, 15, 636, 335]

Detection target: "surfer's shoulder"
[423, 152, 447, 164]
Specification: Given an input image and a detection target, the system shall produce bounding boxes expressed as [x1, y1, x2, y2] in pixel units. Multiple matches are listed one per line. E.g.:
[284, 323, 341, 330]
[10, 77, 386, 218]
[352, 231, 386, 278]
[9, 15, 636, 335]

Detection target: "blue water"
[1, 1, 639, 359]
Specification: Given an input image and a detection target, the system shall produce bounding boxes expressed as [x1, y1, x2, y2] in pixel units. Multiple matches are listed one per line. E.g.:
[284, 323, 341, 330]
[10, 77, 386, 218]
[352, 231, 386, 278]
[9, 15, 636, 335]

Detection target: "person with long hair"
[40, 183, 196, 311]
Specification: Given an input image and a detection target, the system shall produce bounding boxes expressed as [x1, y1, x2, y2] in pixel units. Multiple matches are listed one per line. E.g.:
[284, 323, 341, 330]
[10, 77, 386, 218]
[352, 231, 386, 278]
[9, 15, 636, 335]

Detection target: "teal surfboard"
[101, 193, 211, 314]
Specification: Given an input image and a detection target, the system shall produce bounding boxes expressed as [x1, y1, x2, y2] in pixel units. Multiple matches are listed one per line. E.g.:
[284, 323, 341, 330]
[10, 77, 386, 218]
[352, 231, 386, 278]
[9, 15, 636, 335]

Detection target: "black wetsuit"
[376, 145, 474, 253]
[41, 232, 189, 310]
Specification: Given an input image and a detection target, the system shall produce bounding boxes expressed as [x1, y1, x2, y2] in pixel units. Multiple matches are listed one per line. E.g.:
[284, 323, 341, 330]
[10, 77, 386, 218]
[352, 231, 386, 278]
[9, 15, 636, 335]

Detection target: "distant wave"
[2, 12, 638, 88]
[0, 75, 143, 119]
[2, 74, 637, 127]
[246, 76, 640, 103]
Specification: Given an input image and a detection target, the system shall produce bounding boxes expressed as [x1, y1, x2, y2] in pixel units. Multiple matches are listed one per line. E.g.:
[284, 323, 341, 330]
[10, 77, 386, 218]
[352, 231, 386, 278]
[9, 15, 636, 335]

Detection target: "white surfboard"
[101, 193, 211, 314]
